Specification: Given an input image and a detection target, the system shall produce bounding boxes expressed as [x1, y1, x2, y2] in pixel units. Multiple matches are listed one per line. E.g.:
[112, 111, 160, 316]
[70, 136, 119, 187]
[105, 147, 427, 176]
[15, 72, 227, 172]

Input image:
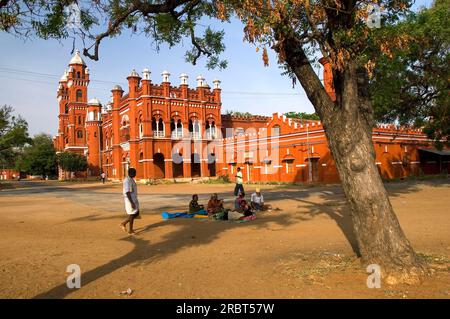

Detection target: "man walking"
[101, 171, 106, 184]
[234, 167, 244, 196]
[120, 168, 139, 235]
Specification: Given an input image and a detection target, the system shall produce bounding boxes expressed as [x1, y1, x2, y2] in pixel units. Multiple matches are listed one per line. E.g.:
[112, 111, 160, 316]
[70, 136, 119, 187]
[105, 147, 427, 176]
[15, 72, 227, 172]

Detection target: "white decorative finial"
[196, 75, 205, 87]
[162, 70, 170, 83]
[179, 73, 189, 85]
[213, 79, 221, 89]
[142, 68, 150, 80]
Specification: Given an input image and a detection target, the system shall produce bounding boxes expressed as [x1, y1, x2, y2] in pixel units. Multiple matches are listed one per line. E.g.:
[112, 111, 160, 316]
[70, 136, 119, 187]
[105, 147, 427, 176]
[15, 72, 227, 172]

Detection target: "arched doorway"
[208, 153, 216, 177]
[172, 152, 184, 178]
[191, 153, 201, 177]
[153, 153, 165, 179]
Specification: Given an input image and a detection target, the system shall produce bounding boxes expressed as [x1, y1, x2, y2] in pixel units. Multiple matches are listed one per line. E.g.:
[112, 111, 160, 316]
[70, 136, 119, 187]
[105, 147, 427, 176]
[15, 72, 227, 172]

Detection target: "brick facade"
[53, 51, 448, 183]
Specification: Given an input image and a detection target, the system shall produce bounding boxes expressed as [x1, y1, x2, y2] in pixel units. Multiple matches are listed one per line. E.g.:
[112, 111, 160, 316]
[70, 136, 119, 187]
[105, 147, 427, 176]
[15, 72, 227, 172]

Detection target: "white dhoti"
[124, 197, 139, 215]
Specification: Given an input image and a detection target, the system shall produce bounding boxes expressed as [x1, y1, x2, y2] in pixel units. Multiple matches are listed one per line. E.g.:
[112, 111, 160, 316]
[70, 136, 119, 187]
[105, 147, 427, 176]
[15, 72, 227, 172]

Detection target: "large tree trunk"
[277, 38, 428, 284]
[325, 61, 427, 284]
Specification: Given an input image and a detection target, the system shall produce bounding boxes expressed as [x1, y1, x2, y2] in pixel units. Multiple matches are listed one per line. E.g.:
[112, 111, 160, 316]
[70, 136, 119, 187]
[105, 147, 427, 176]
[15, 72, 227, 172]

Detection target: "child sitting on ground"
[188, 194, 206, 214]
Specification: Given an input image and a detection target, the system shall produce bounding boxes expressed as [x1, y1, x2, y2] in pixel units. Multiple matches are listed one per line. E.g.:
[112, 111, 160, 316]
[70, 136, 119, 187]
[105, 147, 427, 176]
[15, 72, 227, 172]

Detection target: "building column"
[183, 159, 192, 178]
[200, 159, 209, 177]
[165, 160, 173, 179]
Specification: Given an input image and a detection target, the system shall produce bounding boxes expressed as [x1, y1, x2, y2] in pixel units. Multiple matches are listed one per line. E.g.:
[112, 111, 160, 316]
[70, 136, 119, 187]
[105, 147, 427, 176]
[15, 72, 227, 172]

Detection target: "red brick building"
[54, 51, 449, 182]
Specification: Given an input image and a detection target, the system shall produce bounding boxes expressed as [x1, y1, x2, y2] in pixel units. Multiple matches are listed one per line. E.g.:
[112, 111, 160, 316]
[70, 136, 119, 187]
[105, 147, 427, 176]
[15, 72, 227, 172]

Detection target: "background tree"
[0, 105, 31, 168]
[1, 0, 438, 283]
[284, 112, 320, 121]
[15, 134, 57, 177]
[57, 152, 88, 179]
[224, 110, 254, 117]
[370, 0, 450, 149]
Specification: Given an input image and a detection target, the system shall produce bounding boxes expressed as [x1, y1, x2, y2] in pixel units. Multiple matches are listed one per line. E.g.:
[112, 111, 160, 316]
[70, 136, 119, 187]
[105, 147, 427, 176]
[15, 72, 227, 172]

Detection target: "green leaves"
[284, 112, 320, 120]
[15, 134, 57, 176]
[57, 151, 88, 173]
[370, 0, 450, 148]
[0, 105, 31, 167]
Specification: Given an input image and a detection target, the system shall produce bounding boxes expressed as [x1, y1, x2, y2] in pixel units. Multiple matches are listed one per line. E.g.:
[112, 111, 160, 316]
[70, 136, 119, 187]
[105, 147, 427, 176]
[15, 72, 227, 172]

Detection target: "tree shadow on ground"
[33, 211, 297, 299]
[286, 177, 450, 258]
[32, 177, 450, 298]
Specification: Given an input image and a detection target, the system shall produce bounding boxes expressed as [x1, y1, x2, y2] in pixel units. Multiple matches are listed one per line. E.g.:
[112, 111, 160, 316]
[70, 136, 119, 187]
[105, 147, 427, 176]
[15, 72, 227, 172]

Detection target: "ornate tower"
[66, 50, 90, 152]
[86, 98, 102, 176]
[56, 69, 69, 150]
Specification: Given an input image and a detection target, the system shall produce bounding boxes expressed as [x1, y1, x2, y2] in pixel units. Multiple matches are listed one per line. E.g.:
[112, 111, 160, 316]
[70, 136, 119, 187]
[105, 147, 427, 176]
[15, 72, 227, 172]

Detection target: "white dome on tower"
[59, 70, 68, 82]
[128, 69, 140, 78]
[88, 97, 101, 105]
[69, 50, 86, 66]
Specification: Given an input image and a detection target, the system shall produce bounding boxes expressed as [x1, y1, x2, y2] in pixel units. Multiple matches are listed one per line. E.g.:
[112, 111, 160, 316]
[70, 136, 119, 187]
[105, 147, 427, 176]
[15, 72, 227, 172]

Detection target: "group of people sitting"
[187, 188, 270, 221]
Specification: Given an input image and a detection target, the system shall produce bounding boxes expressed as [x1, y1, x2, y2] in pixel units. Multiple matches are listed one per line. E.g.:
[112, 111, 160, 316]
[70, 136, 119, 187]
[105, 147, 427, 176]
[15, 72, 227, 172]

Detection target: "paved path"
[0, 180, 347, 214]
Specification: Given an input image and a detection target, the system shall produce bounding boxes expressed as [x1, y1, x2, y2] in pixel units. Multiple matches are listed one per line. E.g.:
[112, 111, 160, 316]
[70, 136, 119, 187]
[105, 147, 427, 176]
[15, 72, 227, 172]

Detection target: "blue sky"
[0, 0, 433, 136]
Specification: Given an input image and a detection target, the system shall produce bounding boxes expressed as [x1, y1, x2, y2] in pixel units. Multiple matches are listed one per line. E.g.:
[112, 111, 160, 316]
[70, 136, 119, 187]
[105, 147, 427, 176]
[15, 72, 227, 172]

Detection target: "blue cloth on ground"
[161, 212, 194, 219]
[194, 209, 207, 215]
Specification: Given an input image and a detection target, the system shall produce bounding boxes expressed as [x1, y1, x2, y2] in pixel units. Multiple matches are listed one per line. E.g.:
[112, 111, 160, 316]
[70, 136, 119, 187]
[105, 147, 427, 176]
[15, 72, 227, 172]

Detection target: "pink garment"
[240, 215, 256, 221]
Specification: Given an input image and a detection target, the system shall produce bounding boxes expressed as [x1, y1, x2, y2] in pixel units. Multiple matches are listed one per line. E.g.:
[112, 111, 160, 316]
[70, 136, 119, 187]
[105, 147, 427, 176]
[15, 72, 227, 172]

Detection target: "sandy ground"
[0, 179, 449, 299]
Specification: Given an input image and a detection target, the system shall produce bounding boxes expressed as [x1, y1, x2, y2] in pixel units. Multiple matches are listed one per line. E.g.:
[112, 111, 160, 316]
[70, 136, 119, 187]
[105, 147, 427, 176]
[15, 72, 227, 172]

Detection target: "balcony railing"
[171, 131, 183, 139]
[153, 130, 165, 138]
[190, 132, 201, 140]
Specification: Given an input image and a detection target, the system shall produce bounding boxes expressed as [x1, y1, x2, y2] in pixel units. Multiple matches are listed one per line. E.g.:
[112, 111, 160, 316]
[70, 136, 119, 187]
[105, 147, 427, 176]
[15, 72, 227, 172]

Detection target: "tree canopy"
[15, 134, 57, 177]
[284, 111, 320, 120]
[57, 152, 88, 175]
[370, 0, 450, 149]
[0, 105, 31, 168]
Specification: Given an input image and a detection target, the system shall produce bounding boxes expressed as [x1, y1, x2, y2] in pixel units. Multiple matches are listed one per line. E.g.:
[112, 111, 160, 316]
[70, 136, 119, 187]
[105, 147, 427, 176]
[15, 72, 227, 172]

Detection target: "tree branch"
[83, 0, 197, 60]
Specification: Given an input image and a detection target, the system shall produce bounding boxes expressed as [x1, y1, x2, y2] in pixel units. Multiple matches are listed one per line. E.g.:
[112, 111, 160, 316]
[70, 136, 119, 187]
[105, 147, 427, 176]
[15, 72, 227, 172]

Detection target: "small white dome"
[112, 85, 123, 91]
[128, 69, 140, 78]
[161, 70, 170, 82]
[213, 78, 221, 89]
[69, 50, 86, 66]
[88, 97, 101, 105]
[59, 70, 68, 82]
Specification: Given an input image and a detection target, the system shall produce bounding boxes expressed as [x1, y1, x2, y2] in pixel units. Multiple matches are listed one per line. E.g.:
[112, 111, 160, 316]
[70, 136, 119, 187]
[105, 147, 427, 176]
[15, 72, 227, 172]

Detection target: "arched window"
[152, 117, 164, 138]
[189, 119, 200, 140]
[177, 119, 182, 135]
[78, 116, 82, 125]
[206, 120, 216, 139]
[93, 110, 98, 121]
[76, 71, 81, 79]
[272, 124, 281, 135]
[139, 122, 144, 139]
[170, 118, 183, 139]
[76, 90, 82, 102]
[64, 104, 68, 114]
[77, 130, 83, 139]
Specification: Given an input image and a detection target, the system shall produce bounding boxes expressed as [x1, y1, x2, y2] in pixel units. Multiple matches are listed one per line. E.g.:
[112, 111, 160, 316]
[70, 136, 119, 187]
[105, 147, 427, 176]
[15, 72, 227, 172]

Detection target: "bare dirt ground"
[0, 178, 449, 299]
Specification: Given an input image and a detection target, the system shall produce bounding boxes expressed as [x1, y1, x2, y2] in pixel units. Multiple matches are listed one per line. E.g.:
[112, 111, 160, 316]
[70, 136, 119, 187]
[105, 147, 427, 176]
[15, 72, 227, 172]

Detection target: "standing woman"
[120, 168, 140, 235]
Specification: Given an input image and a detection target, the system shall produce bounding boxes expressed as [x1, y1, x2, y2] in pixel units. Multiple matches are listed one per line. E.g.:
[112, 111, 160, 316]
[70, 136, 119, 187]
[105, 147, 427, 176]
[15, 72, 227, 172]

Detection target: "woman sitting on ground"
[234, 192, 245, 212]
[207, 193, 224, 216]
[240, 200, 254, 217]
[189, 194, 205, 214]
